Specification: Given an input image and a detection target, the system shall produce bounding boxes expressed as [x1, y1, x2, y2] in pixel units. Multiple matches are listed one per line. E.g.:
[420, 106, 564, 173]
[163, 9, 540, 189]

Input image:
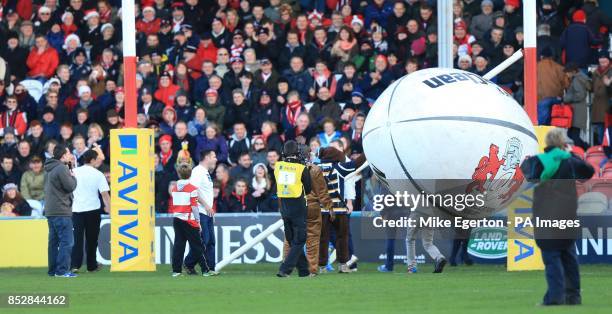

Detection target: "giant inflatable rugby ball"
[362, 68, 538, 218]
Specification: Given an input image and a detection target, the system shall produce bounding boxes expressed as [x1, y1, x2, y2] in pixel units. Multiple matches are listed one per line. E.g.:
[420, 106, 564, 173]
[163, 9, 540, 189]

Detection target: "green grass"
[1, 263, 611, 313]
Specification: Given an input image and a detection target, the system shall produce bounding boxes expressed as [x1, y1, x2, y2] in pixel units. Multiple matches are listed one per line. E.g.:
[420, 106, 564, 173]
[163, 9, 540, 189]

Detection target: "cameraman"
[44, 144, 77, 277]
[275, 140, 312, 277]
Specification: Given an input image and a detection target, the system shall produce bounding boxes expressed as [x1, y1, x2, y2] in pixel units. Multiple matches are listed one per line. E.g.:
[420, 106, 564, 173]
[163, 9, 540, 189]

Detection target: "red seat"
[571, 146, 585, 159]
[589, 180, 612, 198]
[576, 181, 588, 197]
[585, 146, 607, 177]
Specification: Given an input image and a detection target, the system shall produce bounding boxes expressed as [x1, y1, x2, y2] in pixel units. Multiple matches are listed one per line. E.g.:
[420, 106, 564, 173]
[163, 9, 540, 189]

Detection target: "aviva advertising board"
[110, 129, 155, 271]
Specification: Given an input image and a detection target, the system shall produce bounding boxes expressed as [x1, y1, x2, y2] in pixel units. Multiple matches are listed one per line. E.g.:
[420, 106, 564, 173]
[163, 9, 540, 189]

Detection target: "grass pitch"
[1, 263, 611, 313]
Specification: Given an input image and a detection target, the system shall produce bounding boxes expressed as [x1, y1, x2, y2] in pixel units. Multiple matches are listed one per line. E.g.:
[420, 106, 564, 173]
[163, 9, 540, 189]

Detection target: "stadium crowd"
[0, 0, 610, 216]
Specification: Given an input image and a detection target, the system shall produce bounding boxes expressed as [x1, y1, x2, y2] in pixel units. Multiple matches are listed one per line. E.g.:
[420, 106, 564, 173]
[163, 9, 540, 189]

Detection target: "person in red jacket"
[0, 96, 28, 136]
[26, 35, 60, 80]
[136, 6, 161, 36]
[197, 33, 218, 63]
[169, 163, 211, 277]
[154, 71, 181, 107]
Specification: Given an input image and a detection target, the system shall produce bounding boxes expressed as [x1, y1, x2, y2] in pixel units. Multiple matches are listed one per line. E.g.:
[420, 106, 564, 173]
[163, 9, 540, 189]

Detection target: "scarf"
[537, 147, 571, 182]
[160, 150, 173, 166]
[286, 100, 302, 126]
[232, 192, 246, 210]
[340, 39, 356, 51]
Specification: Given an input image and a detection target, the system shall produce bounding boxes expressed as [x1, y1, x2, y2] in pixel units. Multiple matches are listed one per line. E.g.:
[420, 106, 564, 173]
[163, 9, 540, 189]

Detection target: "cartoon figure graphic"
[498, 137, 525, 202]
[466, 144, 505, 193]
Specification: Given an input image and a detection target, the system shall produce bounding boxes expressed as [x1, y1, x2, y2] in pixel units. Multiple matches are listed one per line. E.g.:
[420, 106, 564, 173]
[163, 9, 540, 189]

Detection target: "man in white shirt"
[70, 149, 110, 273]
[184, 149, 217, 275]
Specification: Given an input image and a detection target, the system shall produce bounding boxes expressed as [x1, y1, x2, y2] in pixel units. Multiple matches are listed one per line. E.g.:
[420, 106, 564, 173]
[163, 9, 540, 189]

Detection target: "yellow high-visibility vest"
[274, 161, 306, 198]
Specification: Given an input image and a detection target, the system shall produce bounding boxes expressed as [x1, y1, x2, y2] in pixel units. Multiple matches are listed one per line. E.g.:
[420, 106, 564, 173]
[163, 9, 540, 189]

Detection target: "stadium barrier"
[1, 213, 611, 268]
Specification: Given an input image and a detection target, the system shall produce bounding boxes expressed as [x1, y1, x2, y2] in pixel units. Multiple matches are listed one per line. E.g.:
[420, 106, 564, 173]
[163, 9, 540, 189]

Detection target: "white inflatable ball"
[362, 68, 538, 218]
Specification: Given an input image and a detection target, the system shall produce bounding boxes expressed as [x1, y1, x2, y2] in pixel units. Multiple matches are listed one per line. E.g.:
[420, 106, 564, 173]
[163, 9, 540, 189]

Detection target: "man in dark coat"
[560, 10, 598, 70]
[520, 128, 594, 306]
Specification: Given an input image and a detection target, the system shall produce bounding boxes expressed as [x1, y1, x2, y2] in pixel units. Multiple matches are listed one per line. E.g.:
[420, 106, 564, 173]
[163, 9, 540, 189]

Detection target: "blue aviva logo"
[119, 135, 137, 155]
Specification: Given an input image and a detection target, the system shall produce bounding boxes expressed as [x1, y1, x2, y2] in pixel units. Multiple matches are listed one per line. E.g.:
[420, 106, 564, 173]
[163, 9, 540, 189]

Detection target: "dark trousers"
[172, 218, 208, 273]
[540, 245, 582, 305]
[279, 205, 309, 276]
[319, 213, 349, 265]
[71, 210, 101, 271]
[47, 216, 74, 276]
[450, 228, 473, 265]
[385, 239, 396, 270]
[185, 213, 215, 270]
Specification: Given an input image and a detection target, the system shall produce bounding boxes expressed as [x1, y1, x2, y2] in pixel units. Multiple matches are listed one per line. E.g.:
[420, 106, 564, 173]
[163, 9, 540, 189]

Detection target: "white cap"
[78, 85, 91, 97]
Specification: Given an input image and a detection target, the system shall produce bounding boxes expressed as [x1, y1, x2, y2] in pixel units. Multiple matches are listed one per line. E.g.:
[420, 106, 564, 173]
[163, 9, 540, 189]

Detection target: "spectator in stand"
[1, 96, 28, 136]
[195, 123, 228, 164]
[159, 106, 178, 135]
[331, 26, 358, 73]
[188, 107, 208, 137]
[20, 156, 46, 202]
[317, 118, 342, 148]
[250, 90, 280, 135]
[250, 137, 268, 166]
[16, 141, 33, 172]
[138, 88, 164, 122]
[536, 24, 561, 63]
[470, 0, 494, 40]
[285, 112, 316, 145]
[136, 6, 161, 36]
[563, 63, 592, 149]
[560, 10, 597, 70]
[537, 47, 567, 126]
[1, 183, 32, 216]
[1, 33, 29, 82]
[281, 90, 306, 131]
[251, 163, 273, 212]
[283, 56, 312, 101]
[228, 122, 251, 165]
[590, 51, 612, 145]
[335, 62, 359, 103]
[27, 121, 48, 157]
[158, 134, 177, 173]
[310, 86, 342, 124]
[260, 121, 283, 154]
[154, 154, 174, 214]
[225, 89, 252, 131]
[230, 152, 254, 183]
[201, 88, 226, 127]
[26, 35, 60, 81]
[154, 72, 181, 108]
[225, 178, 256, 213]
[172, 121, 197, 161]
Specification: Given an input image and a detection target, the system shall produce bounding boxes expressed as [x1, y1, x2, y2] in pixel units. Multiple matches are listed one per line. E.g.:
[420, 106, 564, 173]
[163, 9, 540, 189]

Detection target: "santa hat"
[350, 15, 364, 27]
[61, 11, 74, 23]
[101, 23, 114, 33]
[84, 9, 100, 20]
[63, 33, 81, 49]
[38, 6, 52, 14]
[308, 10, 322, 21]
[454, 20, 467, 30]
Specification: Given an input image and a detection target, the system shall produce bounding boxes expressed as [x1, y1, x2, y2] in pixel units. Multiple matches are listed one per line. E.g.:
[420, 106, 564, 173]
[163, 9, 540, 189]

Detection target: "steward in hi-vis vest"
[274, 140, 312, 277]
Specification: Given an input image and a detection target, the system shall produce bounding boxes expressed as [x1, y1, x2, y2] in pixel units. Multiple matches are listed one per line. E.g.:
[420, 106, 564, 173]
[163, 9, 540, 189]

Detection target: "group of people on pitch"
[169, 138, 366, 277]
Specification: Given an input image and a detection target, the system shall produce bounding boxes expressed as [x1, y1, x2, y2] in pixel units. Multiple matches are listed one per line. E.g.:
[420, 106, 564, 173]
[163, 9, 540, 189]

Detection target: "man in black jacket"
[521, 128, 594, 306]
[44, 144, 78, 277]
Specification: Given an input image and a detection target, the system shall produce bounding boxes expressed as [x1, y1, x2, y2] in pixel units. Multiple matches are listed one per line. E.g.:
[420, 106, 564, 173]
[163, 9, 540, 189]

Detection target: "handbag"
[550, 103, 573, 128]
